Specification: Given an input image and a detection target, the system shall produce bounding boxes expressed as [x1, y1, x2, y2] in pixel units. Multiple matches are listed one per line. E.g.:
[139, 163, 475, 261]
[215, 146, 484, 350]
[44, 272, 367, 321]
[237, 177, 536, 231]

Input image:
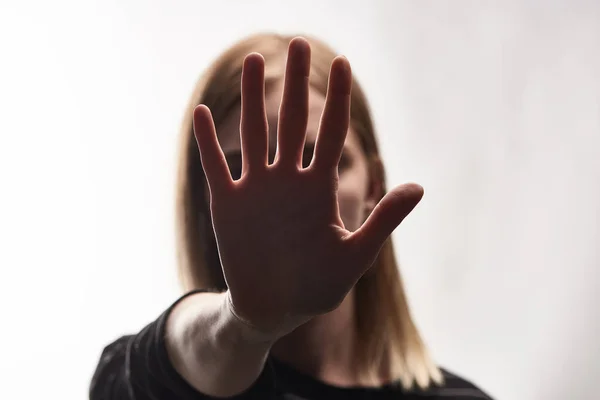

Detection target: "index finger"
[311, 56, 352, 171]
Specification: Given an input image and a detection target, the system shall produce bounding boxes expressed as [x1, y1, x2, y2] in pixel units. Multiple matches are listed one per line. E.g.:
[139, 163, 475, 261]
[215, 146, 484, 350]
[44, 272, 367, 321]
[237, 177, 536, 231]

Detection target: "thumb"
[347, 183, 424, 270]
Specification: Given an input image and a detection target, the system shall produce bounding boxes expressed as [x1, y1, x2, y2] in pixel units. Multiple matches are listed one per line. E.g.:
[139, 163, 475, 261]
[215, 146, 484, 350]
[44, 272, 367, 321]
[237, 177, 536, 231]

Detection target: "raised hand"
[192, 37, 423, 338]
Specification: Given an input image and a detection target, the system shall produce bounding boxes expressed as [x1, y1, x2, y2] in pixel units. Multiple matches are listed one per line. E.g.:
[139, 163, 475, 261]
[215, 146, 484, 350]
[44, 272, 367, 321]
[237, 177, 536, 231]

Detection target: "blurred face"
[214, 81, 378, 232]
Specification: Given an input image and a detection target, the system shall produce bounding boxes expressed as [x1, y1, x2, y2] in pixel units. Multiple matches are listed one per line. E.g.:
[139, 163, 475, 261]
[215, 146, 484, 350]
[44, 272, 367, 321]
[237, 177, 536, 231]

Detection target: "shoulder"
[416, 368, 494, 399]
[95, 335, 135, 366]
[90, 335, 136, 395]
[101, 334, 134, 354]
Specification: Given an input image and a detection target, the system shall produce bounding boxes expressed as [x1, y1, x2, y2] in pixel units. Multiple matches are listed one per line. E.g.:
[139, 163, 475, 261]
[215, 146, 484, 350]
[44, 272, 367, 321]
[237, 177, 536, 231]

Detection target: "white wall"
[1, 1, 598, 399]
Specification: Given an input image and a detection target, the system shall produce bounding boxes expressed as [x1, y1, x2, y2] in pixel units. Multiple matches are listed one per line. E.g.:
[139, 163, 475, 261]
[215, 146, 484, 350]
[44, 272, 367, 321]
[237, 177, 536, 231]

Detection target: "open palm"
[193, 37, 423, 337]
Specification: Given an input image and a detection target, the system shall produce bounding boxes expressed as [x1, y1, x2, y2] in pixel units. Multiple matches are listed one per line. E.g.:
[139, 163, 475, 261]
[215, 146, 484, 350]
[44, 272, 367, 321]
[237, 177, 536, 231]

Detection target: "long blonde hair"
[175, 33, 442, 390]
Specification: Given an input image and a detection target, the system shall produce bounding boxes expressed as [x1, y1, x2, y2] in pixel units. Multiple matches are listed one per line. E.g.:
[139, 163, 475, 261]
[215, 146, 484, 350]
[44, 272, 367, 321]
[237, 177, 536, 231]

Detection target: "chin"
[340, 217, 361, 233]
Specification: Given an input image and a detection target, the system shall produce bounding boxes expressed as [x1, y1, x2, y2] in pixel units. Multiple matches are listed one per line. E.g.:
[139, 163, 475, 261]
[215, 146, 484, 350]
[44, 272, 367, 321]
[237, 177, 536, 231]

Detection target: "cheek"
[337, 171, 369, 232]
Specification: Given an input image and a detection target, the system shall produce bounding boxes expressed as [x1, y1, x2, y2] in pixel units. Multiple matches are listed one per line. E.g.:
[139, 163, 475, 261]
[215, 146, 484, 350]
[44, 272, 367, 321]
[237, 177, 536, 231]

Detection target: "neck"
[270, 288, 365, 387]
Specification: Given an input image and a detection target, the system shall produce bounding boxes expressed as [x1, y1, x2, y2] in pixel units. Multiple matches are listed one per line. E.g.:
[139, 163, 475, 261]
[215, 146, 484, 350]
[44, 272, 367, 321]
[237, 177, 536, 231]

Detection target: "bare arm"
[163, 37, 422, 398]
[165, 291, 276, 398]
[90, 36, 423, 400]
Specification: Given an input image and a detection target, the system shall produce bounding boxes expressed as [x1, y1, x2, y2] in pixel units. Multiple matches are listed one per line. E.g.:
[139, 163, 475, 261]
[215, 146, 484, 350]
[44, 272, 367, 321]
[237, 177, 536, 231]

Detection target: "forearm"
[165, 291, 276, 398]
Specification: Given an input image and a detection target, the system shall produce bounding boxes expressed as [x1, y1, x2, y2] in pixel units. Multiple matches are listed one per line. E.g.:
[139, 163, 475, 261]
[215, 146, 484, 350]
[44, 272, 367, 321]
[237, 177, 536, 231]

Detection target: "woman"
[90, 33, 492, 399]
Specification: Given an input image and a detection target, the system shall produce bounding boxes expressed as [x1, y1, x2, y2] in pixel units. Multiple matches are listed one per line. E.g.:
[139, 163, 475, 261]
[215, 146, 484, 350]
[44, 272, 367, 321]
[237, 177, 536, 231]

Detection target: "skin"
[182, 37, 424, 394]
[214, 80, 381, 385]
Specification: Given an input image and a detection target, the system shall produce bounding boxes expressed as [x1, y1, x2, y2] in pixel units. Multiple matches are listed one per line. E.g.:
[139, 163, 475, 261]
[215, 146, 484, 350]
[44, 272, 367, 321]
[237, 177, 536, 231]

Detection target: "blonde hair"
[175, 32, 443, 390]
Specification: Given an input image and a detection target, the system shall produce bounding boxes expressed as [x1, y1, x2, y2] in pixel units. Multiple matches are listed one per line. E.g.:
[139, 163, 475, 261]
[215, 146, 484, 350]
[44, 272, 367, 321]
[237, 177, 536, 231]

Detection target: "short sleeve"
[89, 290, 277, 399]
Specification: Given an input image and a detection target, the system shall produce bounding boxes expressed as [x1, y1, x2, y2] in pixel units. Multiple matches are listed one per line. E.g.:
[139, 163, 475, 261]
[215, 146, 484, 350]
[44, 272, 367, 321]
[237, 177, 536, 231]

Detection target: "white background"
[1, 1, 599, 399]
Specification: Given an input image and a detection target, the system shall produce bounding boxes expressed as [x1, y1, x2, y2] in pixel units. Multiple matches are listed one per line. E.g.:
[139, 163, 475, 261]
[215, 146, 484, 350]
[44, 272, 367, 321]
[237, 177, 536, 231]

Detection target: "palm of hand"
[193, 38, 423, 335]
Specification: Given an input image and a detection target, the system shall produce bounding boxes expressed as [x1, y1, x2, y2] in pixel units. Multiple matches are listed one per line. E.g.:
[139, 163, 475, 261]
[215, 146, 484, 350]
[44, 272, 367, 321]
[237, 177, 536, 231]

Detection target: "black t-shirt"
[90, 291, 493, 399]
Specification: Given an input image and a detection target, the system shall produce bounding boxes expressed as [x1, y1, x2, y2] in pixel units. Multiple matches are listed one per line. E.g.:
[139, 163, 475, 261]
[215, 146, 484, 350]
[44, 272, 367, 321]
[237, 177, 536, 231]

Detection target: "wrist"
[221, 290, 282, 346]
